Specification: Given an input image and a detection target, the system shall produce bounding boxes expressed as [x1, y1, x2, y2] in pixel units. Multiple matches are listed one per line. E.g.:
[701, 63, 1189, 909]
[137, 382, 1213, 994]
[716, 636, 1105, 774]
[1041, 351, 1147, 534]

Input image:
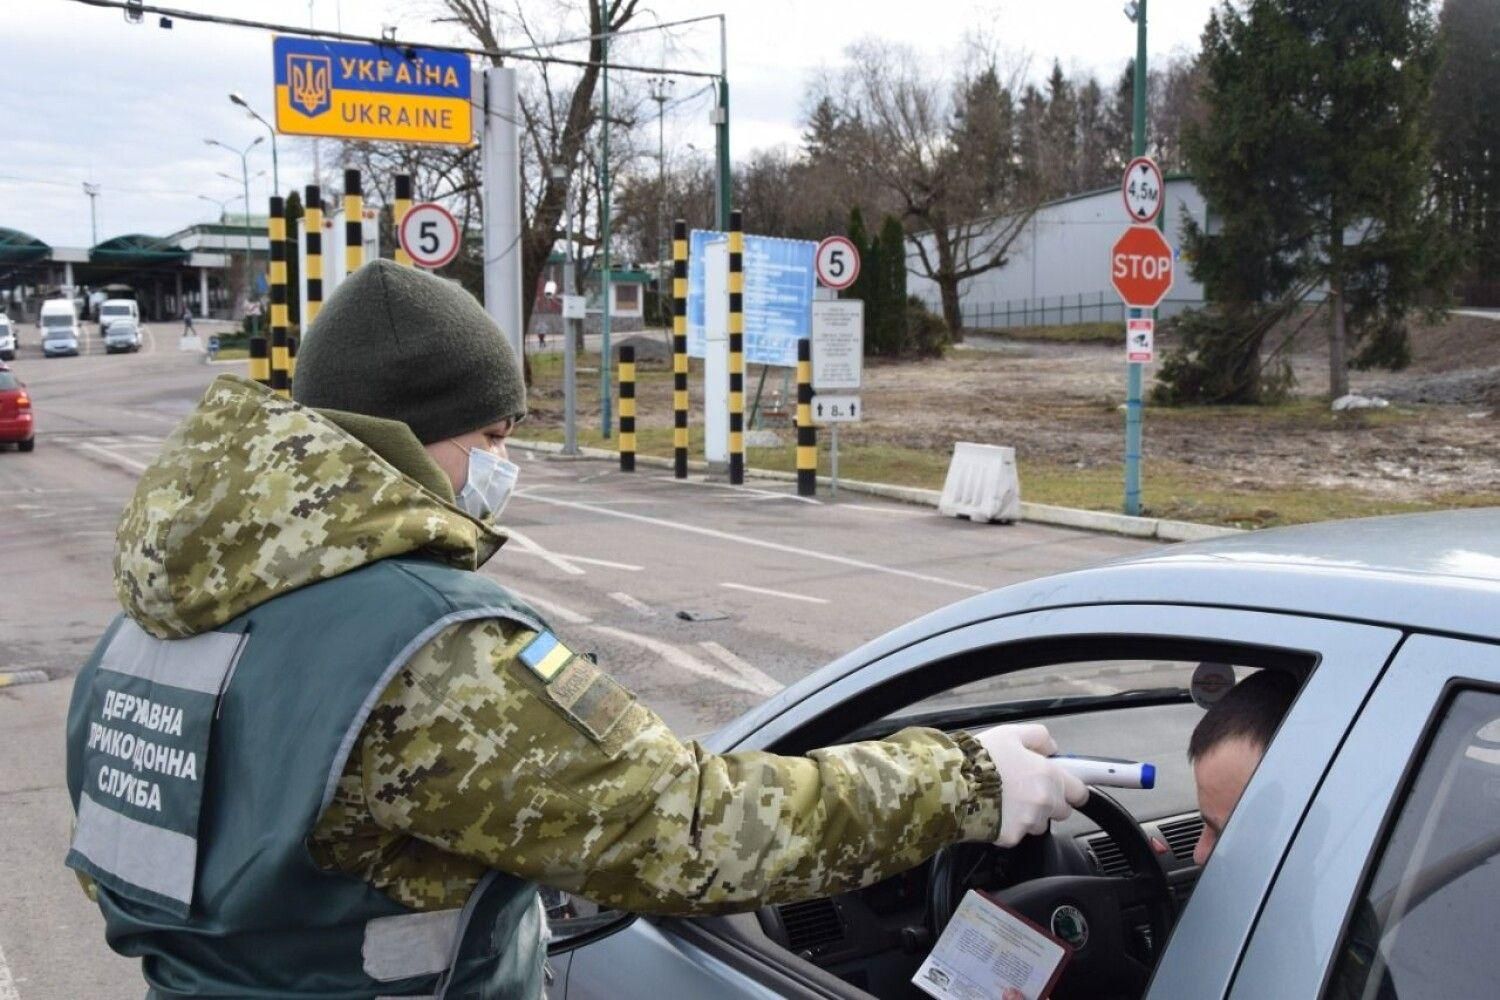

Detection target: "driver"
[65, 260, 1088, 1000]
[1189, 670, 1299, 864]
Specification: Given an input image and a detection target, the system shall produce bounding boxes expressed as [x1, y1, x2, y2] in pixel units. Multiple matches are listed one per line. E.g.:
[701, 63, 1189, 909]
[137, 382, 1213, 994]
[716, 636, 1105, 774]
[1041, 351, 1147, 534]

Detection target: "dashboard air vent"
[1084, 833, 1134, 877]
[1158, 815, 1205, 862]
[777, 898, 845, 955]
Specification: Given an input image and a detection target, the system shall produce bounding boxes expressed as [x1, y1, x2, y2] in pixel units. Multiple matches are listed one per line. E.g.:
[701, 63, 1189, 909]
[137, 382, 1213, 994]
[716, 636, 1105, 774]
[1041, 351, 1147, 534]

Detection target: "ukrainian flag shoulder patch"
[519, 631, 573, 683]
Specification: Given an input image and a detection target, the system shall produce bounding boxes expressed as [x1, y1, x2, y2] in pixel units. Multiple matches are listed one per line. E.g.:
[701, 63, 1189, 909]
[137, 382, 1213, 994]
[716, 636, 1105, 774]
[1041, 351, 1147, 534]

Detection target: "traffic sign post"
[399, 202, 462, 269]
[815, 236, 860, 291]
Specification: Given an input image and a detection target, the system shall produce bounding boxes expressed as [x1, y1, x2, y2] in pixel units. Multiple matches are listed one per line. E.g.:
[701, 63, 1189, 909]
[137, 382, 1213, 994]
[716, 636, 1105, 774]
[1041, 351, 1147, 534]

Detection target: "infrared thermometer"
[1051, 754, 1156, 789]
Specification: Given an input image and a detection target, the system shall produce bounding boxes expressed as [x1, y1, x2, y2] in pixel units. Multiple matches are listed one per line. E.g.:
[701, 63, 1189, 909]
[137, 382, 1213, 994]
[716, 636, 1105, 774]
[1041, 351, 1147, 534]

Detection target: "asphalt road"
[0, 326, 1154, 999]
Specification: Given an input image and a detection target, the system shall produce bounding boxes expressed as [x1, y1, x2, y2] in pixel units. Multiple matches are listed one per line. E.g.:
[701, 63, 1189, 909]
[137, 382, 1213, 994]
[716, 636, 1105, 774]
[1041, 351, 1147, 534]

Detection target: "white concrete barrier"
[938, 442, 1021, 524]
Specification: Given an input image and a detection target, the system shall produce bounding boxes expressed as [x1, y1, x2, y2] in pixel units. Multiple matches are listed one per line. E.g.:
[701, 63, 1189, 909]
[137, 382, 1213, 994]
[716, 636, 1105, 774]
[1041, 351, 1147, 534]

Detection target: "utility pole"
[82, 182, 100, 246]
[1123, 0, 1148, 516]
[553, 164, 579, 456]
[600, 0, 613, 438]
[648, 76, 673, 327]
[715, 18, 731, 230]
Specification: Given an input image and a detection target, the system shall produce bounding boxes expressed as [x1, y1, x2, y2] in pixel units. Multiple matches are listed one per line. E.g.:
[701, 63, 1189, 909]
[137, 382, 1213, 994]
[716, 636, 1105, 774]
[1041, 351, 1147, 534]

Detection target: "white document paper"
[912, 890, 1069, 1000]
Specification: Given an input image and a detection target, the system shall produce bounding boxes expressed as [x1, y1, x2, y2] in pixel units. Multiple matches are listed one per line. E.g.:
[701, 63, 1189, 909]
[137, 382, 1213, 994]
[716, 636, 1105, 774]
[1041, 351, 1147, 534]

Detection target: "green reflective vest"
[66, 558, 550, 999]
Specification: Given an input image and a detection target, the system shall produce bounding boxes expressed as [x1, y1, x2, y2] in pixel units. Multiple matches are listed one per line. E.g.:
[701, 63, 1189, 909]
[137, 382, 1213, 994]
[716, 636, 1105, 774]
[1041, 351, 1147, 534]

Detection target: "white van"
[98, 298, 140, 331]
[39, 299, 81, 357]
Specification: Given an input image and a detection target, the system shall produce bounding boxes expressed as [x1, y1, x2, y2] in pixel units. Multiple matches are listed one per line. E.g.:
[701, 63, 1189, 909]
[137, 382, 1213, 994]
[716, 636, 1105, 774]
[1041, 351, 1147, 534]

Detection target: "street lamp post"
[647, 76, 673, 327]
[197, 193, 242, 223]
[82, 182, 100, 246]
[229, 92, 279, 198]
[552, 163, 579, 457]
[206, 135, 265, 334]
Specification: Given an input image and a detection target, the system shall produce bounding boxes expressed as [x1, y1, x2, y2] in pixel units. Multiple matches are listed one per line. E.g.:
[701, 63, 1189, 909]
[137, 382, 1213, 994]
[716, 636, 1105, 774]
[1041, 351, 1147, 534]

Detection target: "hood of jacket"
[115, 375, 505, 639]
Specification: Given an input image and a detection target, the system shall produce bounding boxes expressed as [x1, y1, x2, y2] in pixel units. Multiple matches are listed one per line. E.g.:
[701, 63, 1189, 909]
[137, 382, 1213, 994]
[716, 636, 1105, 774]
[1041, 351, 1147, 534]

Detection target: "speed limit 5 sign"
[815, 235, 860, 290]
[399, 202, 462, 269]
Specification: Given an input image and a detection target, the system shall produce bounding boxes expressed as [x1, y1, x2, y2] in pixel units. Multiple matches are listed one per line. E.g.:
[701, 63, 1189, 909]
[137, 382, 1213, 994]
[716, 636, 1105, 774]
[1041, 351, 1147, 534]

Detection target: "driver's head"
[1187, 670, 1298, 865]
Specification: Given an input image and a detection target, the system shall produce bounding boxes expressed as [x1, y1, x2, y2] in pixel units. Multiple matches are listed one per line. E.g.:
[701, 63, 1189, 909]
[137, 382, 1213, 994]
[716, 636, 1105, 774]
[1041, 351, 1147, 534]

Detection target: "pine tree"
[1166, 0, 1456, 402]
[1432, 0, 1500, 304]
[875, 214, 909, 355]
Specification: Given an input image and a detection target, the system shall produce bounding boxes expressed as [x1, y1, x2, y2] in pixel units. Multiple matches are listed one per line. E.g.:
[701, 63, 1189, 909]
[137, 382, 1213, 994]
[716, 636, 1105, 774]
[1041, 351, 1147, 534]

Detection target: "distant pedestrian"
[182, 307, 196, 335]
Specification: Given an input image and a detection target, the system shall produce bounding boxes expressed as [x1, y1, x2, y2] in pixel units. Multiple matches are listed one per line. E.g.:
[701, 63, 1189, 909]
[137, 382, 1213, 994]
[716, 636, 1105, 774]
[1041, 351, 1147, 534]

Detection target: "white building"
[907, 177, 1209, 328]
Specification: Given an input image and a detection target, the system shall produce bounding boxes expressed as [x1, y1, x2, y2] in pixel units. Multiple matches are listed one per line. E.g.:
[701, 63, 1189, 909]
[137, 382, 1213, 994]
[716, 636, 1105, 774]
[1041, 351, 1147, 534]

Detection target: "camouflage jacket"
[110, 375, 1002, 915]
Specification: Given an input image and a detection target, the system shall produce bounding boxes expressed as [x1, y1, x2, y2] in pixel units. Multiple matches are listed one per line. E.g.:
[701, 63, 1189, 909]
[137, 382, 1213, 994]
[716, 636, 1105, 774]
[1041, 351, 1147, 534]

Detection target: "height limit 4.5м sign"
[811, 299, 864, 390]
[1122, 156, 1164, 224]
[274, 37, 473, 145]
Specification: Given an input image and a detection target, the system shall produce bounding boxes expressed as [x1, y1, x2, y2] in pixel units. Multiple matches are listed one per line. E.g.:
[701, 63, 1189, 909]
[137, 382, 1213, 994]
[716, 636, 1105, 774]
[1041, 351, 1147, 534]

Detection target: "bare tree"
[815, 41, 1040, 339]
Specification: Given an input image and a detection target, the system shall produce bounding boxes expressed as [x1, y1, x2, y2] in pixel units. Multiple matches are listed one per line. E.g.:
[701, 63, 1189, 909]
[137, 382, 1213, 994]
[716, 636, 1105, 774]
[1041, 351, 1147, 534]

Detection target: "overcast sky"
[2, 0, 1215, 247]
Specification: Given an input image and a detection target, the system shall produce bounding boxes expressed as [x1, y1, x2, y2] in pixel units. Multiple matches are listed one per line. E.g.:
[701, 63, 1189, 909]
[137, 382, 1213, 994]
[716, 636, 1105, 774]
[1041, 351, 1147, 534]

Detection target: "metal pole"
[830, 424, 839, 497]
[649, 77, 672, 328]
[241, 149, 257, 339]
[481, 67, 525, 371]
[1124, 0, 1147, 517]
[600, 0, 613, 438]
[715, 18, 731, 230]
[563, 182, 579, 456]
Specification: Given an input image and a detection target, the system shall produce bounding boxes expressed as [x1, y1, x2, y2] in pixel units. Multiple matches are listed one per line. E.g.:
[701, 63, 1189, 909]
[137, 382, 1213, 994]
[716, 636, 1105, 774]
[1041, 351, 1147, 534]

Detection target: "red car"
[0, 364, 35, 451]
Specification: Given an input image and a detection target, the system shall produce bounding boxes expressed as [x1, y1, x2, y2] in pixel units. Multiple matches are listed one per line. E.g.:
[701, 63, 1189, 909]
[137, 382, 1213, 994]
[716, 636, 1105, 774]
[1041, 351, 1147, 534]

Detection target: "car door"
[1226, 635, 1500, 998]
[564, 604, 1400, 1000]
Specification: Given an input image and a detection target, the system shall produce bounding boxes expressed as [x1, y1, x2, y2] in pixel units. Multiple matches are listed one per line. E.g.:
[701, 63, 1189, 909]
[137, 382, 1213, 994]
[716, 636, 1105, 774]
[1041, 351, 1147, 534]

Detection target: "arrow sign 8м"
[1110, 225, 1174, 310]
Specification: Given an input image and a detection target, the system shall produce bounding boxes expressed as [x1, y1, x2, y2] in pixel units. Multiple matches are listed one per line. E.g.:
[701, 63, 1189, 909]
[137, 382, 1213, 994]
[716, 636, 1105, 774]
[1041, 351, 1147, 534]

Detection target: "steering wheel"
[927, 789, 1174, 1000]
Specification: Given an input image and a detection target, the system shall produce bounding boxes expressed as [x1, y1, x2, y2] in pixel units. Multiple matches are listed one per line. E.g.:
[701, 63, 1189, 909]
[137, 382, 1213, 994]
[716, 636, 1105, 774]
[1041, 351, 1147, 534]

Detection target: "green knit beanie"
[292, 259, 526, 443]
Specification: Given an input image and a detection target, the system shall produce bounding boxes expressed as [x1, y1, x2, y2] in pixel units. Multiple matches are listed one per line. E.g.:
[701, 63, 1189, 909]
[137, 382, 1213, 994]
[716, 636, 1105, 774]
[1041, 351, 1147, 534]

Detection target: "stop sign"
[1110, 225, 1175, 308]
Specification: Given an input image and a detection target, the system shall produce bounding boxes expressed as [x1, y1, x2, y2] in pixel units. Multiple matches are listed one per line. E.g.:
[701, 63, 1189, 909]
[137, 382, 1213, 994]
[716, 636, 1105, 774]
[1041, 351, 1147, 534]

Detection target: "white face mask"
[455, 445, 519, 522]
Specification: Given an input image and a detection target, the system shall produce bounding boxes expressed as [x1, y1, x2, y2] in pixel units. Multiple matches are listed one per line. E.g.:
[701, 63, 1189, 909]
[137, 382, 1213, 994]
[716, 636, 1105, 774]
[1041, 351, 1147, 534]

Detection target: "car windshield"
[101, 306, 130, 316]
[0, 372, 17, 390]
[109, 323, 137, 334]
[41, 315, 72, 327]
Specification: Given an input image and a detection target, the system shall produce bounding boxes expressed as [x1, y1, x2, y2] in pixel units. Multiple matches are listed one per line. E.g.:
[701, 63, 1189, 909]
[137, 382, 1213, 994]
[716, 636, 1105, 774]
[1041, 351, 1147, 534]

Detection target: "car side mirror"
[539, 885, 635, 955]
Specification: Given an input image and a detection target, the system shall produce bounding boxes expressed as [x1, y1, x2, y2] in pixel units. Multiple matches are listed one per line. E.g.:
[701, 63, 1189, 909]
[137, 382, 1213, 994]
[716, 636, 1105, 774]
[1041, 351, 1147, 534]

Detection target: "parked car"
[0, 315, 14, 360]
[549, 510, 1500, 1000]
[103, 320, 143, 353]
[40, 300, 81, 357]
[0, 364, 34, 451]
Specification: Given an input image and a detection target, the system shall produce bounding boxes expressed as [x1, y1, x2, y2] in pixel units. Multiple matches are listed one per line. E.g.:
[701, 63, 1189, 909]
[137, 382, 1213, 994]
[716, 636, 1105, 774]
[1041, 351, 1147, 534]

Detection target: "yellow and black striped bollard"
[344, 168, 363, 277]
[797, 339, 816, 496]
[394, 173, 413, 267]
[619, 345, 636, 472]
[728, 211, 746, 484]
[248, 200, 271, 388]
[268, 196, 290, 396]
[672, 218, 689, 479]
[303, 184, 323, 332]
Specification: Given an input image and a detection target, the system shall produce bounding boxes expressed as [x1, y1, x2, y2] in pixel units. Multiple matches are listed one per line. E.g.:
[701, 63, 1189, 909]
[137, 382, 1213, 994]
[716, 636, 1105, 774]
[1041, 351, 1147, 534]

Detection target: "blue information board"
[688, 230, 816, 367]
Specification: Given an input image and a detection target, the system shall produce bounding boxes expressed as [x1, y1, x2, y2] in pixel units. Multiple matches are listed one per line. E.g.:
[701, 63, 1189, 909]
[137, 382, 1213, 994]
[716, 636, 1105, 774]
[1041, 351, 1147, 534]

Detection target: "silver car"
[0, 316, 14, 360]
[550, 509, 1500, 999]
[103, 320, 143, 353]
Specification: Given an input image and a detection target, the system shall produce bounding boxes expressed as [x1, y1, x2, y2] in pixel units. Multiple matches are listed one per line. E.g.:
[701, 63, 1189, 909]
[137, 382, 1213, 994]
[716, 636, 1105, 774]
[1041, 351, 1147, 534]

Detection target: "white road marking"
[698, 641, 783, 696]
[73, 442, 149, 474]
[562, 555, 642, 571]
[651, 475, 821, 505]
[0, 938, 20, 1000]
[503, 529, 585, 575]
[608, 591, 656, 616]
[720, 582, 830, 605]
[589, 625, 779, 697]
[505, 587, 593, 625]
[840, 503, 930, 517]
[515, 491, 986, 593]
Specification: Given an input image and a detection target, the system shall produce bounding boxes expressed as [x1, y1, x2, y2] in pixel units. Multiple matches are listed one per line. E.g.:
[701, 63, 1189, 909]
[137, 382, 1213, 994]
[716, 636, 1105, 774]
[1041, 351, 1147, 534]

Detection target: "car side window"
[1323, 688, 1500, 1000]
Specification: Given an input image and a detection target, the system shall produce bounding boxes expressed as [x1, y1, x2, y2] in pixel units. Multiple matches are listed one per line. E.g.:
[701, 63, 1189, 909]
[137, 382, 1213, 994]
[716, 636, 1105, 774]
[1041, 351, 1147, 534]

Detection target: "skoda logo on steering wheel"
[1050, 905, 1089, 950]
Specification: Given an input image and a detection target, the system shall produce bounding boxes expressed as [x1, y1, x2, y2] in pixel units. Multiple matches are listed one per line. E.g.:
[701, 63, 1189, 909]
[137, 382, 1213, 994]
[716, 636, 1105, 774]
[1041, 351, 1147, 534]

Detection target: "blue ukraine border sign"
[273, 37, 473, 145]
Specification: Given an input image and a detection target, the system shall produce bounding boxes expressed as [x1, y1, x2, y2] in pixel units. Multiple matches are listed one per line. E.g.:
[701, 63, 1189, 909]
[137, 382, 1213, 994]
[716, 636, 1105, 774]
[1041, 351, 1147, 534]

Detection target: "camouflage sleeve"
[361, 618, 1001, 916]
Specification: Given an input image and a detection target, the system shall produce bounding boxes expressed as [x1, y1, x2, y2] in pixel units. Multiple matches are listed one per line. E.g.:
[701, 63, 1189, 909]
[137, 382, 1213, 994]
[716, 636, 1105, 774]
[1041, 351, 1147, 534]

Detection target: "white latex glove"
[975, 723, 1089, 847]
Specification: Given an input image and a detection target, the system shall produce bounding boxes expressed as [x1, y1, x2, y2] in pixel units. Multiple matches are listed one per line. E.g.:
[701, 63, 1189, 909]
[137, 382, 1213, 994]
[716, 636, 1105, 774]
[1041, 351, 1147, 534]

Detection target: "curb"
[510, 438, 1244, 542]
[0, 670, 50, 689]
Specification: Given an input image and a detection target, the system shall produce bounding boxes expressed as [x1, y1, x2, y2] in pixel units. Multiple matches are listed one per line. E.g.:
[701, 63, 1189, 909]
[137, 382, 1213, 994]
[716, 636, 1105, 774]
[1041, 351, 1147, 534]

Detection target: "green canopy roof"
[0, 227, 50, 265]
[91, 234, 189, 264]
